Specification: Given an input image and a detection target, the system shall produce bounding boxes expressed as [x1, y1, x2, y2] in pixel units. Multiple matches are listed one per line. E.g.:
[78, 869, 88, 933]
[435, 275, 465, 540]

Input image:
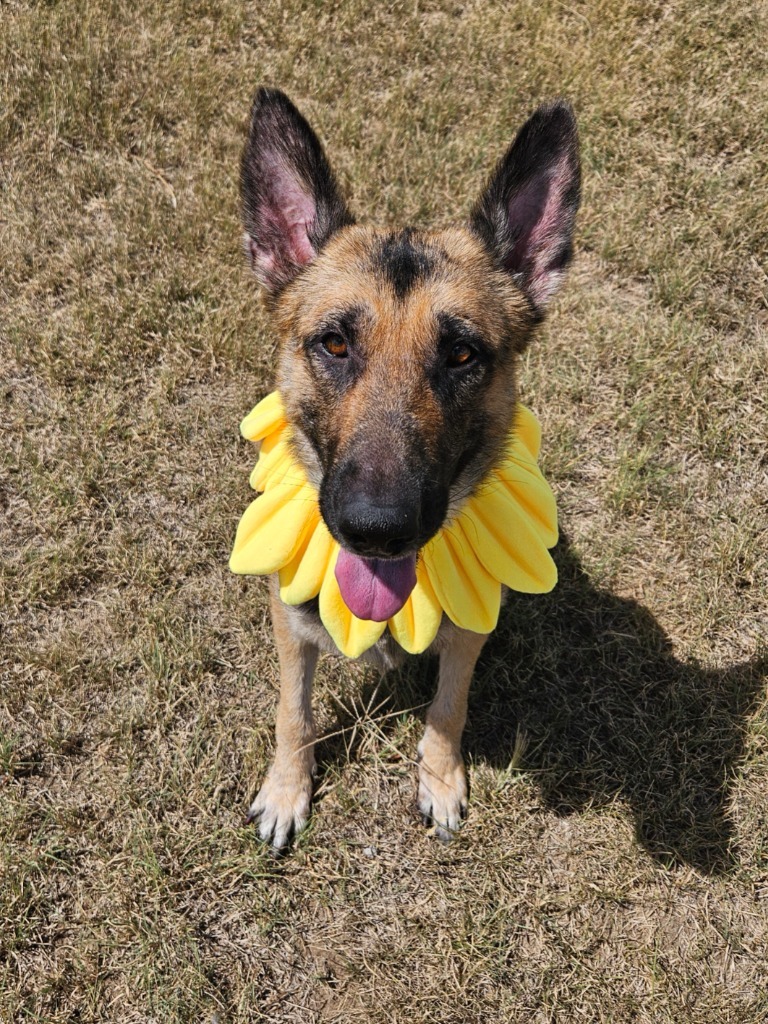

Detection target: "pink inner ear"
[249, 238, 276, 278]
[507, 174, 553, 270]
[274, 188, 315, 265]
[505, 156, 572, 305]
[264, 151, 316, 266]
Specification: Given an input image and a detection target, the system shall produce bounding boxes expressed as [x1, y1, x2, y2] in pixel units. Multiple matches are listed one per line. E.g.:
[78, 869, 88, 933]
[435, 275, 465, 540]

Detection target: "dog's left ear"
[470, 100, 581, 313]
[240, 88, 354, 293]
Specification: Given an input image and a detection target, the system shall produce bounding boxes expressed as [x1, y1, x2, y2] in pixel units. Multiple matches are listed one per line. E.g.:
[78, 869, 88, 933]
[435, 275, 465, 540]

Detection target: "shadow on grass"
[324, 533, 766, 875]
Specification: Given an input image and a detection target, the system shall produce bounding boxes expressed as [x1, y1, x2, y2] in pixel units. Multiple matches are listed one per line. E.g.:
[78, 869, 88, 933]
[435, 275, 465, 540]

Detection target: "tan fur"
[273, 226, 536, 505]
[247, 225, 533, 848]
[246, 580, 317, 850]
[241, 90, 580, 849]
[417, 628, 489, 839]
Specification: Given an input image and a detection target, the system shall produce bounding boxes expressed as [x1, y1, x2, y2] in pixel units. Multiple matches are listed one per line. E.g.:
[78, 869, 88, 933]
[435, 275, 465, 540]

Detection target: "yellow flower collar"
[230, 391, 558, 659]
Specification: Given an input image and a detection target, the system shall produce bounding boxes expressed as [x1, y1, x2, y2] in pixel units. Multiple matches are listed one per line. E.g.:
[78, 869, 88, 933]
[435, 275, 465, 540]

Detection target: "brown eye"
[447, 343, 476, 368]
[321, 334, 348, 358]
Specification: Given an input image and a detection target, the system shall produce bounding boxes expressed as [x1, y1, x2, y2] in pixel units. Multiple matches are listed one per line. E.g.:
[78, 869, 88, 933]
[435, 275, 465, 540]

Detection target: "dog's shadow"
[320, 534, 766, 873]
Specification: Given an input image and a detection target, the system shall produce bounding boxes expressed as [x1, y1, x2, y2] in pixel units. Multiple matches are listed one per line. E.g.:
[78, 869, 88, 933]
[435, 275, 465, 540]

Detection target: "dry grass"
[2, 0, 767, 1020]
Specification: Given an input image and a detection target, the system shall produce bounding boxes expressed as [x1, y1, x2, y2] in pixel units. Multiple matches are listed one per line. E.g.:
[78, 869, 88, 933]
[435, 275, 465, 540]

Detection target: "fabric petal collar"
[230, 391, 558, 659]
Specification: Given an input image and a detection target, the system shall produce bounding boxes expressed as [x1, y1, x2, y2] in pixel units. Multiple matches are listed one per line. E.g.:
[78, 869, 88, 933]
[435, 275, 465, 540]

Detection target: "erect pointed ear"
[470, 100, 581, 313]
[240, 88, 354, 293]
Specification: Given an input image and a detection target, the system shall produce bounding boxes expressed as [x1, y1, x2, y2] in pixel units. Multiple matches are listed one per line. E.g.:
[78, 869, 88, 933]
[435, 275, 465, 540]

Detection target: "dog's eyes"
[320, 334, 349, 359]
[447, 343, 477, 368]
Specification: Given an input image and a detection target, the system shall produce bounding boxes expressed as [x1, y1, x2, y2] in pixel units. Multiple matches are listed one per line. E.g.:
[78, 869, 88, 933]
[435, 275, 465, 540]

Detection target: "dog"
[238, 87, 580, 849]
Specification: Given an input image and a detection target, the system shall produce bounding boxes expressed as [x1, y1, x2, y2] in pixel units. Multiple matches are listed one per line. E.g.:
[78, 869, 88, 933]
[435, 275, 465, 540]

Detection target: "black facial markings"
[297, 306, 365, 467]
[450, 410, 491, 488]
[427, 313, 493, 407]
[303, 305, 363, 353]
[304, 305, 366, 391]
[371, 228, 437, 300]
[417, 313, 500, 493]
[436, 313, 493, 363]
[296, 401, 324, 458]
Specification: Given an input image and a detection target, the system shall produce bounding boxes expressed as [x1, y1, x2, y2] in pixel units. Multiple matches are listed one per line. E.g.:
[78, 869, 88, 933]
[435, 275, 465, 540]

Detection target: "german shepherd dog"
[240, 88, 580, 849]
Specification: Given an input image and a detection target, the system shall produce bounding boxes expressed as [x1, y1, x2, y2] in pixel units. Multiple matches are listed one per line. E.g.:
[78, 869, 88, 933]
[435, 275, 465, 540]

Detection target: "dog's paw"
[246, 763, 314, 851]
[417, 736, 468, 842]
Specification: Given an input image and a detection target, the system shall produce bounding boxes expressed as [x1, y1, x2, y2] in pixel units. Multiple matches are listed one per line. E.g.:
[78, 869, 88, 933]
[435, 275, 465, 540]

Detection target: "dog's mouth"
[334, 549, 418, 621]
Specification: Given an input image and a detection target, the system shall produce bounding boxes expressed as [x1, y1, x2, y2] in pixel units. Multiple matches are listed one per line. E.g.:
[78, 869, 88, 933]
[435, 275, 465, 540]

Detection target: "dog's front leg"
[418, 628, 487, 841]
[247, 583, 318, 850]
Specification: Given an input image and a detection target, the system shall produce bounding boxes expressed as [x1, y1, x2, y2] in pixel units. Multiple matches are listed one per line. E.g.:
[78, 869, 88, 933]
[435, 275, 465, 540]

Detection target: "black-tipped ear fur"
[240, 88, 354, 293]
[470, 101, 580, 312]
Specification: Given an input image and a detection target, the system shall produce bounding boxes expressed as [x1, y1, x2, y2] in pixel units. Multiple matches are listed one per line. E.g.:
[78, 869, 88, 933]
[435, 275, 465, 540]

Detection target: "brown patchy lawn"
[1, 1, 767, 1021]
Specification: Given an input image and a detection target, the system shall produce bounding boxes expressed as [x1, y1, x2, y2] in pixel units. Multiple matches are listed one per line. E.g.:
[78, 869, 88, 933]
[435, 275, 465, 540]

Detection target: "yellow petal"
[512, 404, 542, 460]
[388, 558, 443, 654]
[279, 516, 333, 605]
[424, 525, 500, 634]
[319, 548, 387, 658]
[250, 436, 303, 491]
[240, 391, 286, 442]
[231, 395, 558, 654]
[463, 483, 557, 594]
[493, 459, 558, 549]
[229, 481, 317, 575]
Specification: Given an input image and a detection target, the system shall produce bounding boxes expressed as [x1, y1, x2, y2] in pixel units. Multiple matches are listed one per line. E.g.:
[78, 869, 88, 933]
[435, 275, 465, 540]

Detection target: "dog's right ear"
[470, 100, 580, 314]
[240, 88, 354, 293]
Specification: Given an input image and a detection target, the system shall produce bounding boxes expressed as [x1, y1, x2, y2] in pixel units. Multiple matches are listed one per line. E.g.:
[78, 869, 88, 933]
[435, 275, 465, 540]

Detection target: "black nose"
[336, 496, 420, 557]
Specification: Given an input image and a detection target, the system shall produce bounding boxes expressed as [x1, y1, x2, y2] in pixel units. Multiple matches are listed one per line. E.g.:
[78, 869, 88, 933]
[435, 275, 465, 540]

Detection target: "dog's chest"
[285, 598, 408, 671]
[282, 590, 492, 670]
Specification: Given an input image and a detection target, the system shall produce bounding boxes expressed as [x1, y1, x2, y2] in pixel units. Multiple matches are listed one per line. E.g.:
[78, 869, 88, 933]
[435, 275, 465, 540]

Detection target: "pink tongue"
[335, 550, 418, 622]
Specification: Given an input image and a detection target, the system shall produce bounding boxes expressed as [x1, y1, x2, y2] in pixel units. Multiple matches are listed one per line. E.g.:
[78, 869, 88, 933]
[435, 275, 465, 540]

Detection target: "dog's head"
[240, 88, 579, 617]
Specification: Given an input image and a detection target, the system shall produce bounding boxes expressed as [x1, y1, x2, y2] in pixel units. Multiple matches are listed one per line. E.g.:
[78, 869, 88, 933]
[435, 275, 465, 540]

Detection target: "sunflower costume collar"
[229, 391, 558, 659]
